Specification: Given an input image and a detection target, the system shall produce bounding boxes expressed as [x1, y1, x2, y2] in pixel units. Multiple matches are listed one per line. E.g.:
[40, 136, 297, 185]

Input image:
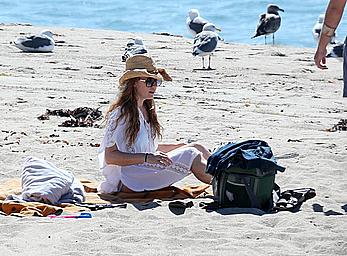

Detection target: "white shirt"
[97, 108, 200, 193]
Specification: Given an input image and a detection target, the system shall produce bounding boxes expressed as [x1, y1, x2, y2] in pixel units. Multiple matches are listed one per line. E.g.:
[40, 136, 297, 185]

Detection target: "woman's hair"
[105, 77, 162, 147]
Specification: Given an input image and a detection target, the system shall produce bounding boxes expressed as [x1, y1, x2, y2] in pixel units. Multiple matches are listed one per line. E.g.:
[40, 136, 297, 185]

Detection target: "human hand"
[314, 48, 328, 69]
[146, 151, 173, 166]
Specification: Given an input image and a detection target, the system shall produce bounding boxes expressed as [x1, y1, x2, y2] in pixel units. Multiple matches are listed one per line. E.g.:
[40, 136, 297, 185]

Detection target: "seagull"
[312, 14, 336, 44]
[186, 9, 209, 37]
[252, 4, 284, 45]
[13, 29, 55, 52]
[192, 23, 220, 70]
[121, 37, 148, 62]
[327, 42, 344, 58]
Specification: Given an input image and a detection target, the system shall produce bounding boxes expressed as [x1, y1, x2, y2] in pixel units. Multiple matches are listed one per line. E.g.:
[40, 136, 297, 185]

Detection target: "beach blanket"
[0, 178, 210, 217]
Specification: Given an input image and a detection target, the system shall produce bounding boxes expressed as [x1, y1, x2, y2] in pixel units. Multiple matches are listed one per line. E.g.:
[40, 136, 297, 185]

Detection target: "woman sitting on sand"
[97, 55, 212, 193]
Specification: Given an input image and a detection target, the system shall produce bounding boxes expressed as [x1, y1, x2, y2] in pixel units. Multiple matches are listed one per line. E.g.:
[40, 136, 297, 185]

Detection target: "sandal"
[274, 188, 316, 211]
[168, 201, 194, 209]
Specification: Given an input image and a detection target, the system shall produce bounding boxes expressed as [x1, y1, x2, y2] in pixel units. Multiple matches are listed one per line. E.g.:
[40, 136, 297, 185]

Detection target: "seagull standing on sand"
[252, 4, 284, 45]
[13, 29, 55, 52]
[186, 9, 210, 36]
[312, 14, 336, 44]
[122, 37, 148, 62]
[192, 23, 220, 70]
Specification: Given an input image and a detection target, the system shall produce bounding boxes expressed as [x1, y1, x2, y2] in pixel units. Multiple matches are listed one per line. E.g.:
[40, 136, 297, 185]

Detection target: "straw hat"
[119, 55, 172, 86]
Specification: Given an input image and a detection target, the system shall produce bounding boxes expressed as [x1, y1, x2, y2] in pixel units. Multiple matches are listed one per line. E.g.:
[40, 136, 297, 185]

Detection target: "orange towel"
[0, 201, 63, 217]
[79, 179, 210, 203]
[0, 178, 211, 216]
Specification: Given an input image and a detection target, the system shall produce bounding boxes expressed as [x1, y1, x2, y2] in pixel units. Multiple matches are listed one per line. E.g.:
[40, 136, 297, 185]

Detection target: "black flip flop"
[168, 201, 194, 209]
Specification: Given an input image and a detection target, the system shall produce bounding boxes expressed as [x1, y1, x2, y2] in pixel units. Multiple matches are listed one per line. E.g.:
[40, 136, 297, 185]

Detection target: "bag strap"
[240, 176, 261, 209]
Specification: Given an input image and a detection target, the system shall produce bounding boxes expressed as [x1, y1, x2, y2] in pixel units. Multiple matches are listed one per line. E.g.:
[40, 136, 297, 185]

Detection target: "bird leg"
[207, 55, 212, 70]
[202, 57, 205, 69]
[272, 33, 275, 46]
[264, 35, 267, 45]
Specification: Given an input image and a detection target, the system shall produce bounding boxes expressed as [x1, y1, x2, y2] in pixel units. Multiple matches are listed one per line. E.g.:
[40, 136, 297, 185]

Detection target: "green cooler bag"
[213, 167, 277, 210]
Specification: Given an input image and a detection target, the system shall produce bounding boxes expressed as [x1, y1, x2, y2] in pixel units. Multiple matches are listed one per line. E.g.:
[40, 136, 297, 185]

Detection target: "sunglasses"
[139, 78, 162, 87]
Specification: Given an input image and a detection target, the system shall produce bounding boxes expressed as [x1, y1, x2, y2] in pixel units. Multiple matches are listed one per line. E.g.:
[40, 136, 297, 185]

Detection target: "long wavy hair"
[105, 77, 162, 147]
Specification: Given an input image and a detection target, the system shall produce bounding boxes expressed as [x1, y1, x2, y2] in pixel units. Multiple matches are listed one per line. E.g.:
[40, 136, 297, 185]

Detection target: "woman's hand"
[146, 151, 173, 166]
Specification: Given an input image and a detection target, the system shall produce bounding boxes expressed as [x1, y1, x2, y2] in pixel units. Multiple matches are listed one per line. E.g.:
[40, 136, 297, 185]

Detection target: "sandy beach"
[0, 24, 346, 255]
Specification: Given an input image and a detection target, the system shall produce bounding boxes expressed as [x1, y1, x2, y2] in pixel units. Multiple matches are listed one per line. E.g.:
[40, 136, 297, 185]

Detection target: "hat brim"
[119, 70, 162, 87]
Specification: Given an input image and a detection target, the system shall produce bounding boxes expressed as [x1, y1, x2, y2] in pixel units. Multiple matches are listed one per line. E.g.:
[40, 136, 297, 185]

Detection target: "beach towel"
[0, 201, 63, 217]
[0, 178, 210, 216]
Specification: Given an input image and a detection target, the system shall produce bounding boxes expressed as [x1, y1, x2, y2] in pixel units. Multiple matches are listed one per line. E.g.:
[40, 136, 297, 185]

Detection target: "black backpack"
[206, 140, 285, 211]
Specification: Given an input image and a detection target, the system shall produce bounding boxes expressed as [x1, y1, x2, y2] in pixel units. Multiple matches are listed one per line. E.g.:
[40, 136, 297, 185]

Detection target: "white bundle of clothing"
[7, 156, 85, 204]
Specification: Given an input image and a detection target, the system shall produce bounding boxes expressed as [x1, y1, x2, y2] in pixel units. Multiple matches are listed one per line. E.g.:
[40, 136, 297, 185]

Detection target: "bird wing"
[254, 14, 281, 37]
[122, 45, 148, 62]
[14, 34, 54, 52]
[21, 35, 53, 48]
[189, 22, 205, 35]
[263, 15, 281, 33]
[193, 32, 218, 54]
[190, 16, 208, 33]
[132, 46, 148, 55]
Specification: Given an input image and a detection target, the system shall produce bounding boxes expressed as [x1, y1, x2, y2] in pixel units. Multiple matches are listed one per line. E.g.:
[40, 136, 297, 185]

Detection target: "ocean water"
[0, 0, 346, 48]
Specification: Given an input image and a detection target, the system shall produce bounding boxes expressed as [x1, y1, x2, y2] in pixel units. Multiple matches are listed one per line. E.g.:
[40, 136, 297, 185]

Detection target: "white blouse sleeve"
[103, 109, 127, 149]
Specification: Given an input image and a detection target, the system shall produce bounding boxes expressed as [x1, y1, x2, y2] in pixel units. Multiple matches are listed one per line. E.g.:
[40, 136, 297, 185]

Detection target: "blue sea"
[1, 0, 346, 48]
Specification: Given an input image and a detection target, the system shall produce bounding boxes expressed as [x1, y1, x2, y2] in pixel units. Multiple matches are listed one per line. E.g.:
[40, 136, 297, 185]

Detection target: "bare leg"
[191, 154, 212, 184]
[187, 142, 211, 160]
[163, 142, 212, 184]
[119, 181, 135, 192]
[174, 142, 211, 160]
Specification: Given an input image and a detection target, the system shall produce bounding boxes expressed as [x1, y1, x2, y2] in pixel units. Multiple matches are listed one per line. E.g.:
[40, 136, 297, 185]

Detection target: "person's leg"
[190, 153, 212, 184]
[343, 36, 347, 97]
[119, 181, 135, 192]
[166, 142, 211, 160]
[186, 143, 211, 160]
